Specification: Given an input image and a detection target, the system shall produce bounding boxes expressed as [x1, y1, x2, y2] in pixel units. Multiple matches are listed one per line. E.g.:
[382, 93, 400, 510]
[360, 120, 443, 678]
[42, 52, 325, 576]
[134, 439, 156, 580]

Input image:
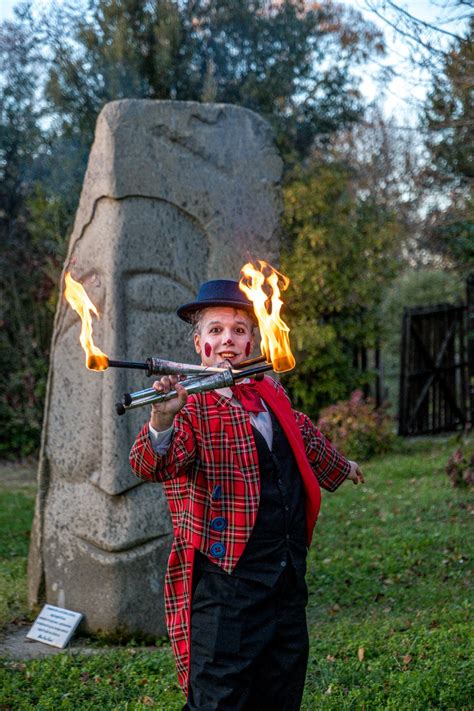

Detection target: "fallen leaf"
[358, 647, 365, 662]
[326, 654, 336, 662]
[141, 696, 155, 707]
[402, 654, 412, 665]
[325, 684, 333, 695]
[10, 662, 26, 672]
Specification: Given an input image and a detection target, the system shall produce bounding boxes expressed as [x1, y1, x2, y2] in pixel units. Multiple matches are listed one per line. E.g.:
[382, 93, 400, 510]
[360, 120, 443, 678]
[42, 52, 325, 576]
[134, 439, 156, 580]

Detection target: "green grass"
[0, 490, 35, 627]
[0, 437, 472, 710]
[303, 436, 473, 709]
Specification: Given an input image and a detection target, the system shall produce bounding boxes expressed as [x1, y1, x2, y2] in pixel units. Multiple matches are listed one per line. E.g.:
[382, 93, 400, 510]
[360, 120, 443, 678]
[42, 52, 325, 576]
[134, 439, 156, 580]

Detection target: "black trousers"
[183, 565, 309, 711]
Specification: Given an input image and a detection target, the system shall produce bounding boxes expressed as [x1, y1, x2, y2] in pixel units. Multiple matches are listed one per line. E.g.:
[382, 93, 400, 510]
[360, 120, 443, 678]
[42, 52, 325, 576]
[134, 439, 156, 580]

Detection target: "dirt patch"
[0, 460, 38, 492]
[0, 621, 160, 660]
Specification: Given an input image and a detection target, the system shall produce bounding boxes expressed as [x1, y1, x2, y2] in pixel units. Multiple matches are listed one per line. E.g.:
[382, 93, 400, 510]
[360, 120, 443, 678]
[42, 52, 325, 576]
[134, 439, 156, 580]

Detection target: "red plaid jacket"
[129, 376, 350, 693]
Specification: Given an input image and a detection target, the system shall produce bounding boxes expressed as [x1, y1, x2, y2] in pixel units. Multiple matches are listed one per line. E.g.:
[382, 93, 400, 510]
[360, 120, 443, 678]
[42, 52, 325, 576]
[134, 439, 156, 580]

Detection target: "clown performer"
[129, 279, 364, 711]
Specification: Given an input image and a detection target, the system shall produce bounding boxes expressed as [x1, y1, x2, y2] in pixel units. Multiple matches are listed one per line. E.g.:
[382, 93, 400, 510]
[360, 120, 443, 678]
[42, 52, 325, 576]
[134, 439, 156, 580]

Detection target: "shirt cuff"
[148, 422, 174, 454]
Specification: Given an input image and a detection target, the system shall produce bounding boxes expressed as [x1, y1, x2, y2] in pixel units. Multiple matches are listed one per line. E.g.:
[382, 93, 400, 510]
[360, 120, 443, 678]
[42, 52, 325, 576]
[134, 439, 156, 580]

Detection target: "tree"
[281, 161, 402, 417]
[42, 0, 385, 163]
[362, 0, 473, 272]
[422, 16, 474, 272]
[0, 0, 389, 457]
[362, 0, 470, 76]
[0, 4, 52, 457]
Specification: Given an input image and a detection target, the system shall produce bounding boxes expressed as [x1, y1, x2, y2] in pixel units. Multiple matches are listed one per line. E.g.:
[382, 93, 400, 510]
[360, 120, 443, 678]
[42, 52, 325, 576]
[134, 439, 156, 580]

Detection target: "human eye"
[209, 327, 221, 334]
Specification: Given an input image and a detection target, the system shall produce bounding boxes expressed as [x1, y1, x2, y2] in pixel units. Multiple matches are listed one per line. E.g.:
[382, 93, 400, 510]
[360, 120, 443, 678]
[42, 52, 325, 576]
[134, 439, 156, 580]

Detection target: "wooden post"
[375, 342, 382, 408]
[467, 274, 474, 425]
[398, 309, 409, 435]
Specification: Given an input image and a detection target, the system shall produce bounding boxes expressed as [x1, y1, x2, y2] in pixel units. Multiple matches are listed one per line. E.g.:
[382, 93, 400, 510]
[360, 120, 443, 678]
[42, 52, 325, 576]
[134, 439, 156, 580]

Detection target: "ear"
[194, 332, 201, 355]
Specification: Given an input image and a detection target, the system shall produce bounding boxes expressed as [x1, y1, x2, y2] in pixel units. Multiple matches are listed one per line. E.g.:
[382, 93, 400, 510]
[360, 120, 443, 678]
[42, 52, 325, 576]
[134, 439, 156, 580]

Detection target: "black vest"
[196, 408, 307, 586]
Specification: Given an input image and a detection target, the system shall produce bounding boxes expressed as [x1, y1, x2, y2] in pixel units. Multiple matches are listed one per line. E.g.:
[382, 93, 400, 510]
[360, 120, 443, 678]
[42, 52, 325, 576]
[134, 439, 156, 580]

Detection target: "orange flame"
[239, 261, 296, 373]
[64, 272, 109, 371]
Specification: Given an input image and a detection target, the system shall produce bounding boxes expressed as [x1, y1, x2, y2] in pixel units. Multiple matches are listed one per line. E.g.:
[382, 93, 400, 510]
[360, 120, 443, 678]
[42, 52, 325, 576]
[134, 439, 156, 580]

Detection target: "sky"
[0, 0, 469, 126]
[350, 0, 469, 124]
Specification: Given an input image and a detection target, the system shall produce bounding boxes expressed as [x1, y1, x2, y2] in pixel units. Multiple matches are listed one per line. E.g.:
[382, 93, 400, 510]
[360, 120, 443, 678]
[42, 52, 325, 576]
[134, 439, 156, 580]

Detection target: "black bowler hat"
[177, 280, 255, 323]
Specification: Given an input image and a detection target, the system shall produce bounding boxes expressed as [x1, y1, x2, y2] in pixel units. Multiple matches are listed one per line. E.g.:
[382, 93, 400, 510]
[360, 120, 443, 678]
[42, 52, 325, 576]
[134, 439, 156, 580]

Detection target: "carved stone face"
[40, 196, 208, 636]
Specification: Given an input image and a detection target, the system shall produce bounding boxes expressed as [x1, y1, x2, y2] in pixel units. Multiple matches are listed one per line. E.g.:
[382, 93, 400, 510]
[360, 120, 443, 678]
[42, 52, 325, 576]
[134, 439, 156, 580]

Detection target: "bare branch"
[383, 0, 466, 42]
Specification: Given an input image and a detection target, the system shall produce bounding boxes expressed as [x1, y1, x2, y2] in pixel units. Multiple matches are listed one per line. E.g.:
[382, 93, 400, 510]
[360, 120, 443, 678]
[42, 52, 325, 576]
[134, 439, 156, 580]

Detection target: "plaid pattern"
[129, 376, 350, 693]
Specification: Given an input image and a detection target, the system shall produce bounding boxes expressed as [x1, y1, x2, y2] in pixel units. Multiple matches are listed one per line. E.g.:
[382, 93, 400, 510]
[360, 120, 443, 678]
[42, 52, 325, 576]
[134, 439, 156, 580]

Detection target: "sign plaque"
[27, 604, 83, 648]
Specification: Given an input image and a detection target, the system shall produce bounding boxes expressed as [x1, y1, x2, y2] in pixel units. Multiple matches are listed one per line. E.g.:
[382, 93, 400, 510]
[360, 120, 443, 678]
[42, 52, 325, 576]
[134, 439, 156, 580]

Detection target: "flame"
[64, 272, 109, 371]
[239, 261, 296, 373]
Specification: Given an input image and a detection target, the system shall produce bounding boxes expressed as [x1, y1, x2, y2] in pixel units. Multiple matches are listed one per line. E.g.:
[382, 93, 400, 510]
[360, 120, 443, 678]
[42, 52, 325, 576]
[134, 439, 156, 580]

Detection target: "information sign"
[26, 604, 83, 648]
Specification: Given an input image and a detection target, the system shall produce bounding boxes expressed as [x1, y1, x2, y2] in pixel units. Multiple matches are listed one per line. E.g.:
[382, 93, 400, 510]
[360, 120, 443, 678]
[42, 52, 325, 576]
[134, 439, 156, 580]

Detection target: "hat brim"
[177, 299, 256, 324]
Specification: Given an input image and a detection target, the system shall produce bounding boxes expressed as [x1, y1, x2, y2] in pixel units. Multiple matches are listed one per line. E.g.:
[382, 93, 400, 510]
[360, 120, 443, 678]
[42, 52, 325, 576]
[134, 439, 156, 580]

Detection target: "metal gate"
[398, 302, 470, 436]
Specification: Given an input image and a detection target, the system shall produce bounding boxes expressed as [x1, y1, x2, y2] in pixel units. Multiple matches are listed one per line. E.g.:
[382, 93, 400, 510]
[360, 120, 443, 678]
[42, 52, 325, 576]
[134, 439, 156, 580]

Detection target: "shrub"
[317, 389, 396, 460]
[445, 432, 474, 488]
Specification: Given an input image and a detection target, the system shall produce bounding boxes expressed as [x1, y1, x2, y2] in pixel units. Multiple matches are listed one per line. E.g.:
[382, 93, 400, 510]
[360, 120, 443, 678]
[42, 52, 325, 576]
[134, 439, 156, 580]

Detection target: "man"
[129, 279, 364, 711]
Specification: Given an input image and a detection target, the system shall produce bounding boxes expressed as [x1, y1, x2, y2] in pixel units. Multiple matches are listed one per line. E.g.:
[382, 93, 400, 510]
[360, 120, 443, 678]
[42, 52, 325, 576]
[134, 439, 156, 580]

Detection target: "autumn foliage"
[445, 432, 474, 488]
[317, 389, 395, 460]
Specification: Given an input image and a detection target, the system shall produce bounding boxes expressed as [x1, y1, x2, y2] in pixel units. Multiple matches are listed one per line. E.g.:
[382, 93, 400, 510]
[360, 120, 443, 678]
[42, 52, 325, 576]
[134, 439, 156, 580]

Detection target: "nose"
[222, 331, 234, 345]
[88, 275, 143, 496]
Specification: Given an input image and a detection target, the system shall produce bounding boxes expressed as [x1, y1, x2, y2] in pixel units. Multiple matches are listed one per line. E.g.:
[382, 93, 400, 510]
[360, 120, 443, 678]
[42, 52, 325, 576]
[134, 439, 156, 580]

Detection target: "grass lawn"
[0, 437, 472, 710]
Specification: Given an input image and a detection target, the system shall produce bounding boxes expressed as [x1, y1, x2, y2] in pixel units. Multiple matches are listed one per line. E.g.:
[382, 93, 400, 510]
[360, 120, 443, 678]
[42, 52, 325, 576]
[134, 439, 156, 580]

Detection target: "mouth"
[77, 533, 172, 561]
[218, 352, 239, 360]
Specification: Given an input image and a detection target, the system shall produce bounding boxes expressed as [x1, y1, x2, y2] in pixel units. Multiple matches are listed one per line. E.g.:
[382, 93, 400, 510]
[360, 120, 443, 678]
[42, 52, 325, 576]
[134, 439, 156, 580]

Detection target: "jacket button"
[210, 516, 227, 532]
[211, 485, 222, 501]
[209, 542, 226, 558]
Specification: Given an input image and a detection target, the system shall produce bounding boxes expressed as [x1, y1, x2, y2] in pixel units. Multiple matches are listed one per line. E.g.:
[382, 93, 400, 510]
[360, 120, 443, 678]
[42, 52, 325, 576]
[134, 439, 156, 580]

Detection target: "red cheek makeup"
[204, 342, 212, 357]
[245, 342, 251, 356]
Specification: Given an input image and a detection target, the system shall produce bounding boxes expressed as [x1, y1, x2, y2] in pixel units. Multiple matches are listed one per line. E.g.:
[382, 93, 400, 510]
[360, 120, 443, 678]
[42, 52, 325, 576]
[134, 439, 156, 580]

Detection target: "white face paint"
[193, 307, 256, 368]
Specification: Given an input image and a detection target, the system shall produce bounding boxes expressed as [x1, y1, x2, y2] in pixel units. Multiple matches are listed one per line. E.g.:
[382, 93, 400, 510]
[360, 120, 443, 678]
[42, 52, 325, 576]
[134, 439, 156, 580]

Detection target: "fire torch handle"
[115, 363, 273, 415]
[116, 369, 235, 415]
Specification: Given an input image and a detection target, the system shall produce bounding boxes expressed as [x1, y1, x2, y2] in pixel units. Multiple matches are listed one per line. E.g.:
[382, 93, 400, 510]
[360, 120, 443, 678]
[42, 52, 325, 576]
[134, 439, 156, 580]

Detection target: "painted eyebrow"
[205, 320, 250, 327]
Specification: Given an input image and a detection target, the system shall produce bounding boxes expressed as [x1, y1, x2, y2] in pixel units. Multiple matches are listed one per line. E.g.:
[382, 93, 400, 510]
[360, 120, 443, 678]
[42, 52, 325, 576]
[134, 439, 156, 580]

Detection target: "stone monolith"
[28, 100, 282, 638]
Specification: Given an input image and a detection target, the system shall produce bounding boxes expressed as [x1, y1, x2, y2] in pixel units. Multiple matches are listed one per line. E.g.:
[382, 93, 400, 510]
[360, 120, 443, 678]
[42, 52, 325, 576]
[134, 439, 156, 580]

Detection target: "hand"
[149, 375, 188, 431]
[347, 460, 365, 485]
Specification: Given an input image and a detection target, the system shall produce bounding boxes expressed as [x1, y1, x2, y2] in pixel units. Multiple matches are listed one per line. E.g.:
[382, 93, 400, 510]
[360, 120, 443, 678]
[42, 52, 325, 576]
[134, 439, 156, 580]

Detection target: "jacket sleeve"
[129, 408, 197, 483]
[293, 409, 350, 492]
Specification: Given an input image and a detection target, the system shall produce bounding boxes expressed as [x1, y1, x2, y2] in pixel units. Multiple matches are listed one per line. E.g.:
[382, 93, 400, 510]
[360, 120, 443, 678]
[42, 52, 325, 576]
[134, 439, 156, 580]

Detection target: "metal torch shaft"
[122, 375, 202, 406]
[117, 370, 234, 415]
[116, 362, 274, 415]
[106, 355, 268, 376]
[146, 357, 235, 377]
[145, 356, 267, 376]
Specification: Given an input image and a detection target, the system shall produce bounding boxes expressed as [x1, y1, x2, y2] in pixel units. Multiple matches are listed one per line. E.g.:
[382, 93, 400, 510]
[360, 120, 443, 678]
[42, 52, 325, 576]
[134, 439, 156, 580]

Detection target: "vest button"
[211, 485, 222, 501]
[210, 516, 227, 532]
[209, 542, 226, 558]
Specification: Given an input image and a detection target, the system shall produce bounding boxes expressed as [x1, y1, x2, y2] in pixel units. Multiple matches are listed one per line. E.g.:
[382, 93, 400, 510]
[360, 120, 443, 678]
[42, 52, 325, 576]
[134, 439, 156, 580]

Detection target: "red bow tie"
[231, 382, 265, 414]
